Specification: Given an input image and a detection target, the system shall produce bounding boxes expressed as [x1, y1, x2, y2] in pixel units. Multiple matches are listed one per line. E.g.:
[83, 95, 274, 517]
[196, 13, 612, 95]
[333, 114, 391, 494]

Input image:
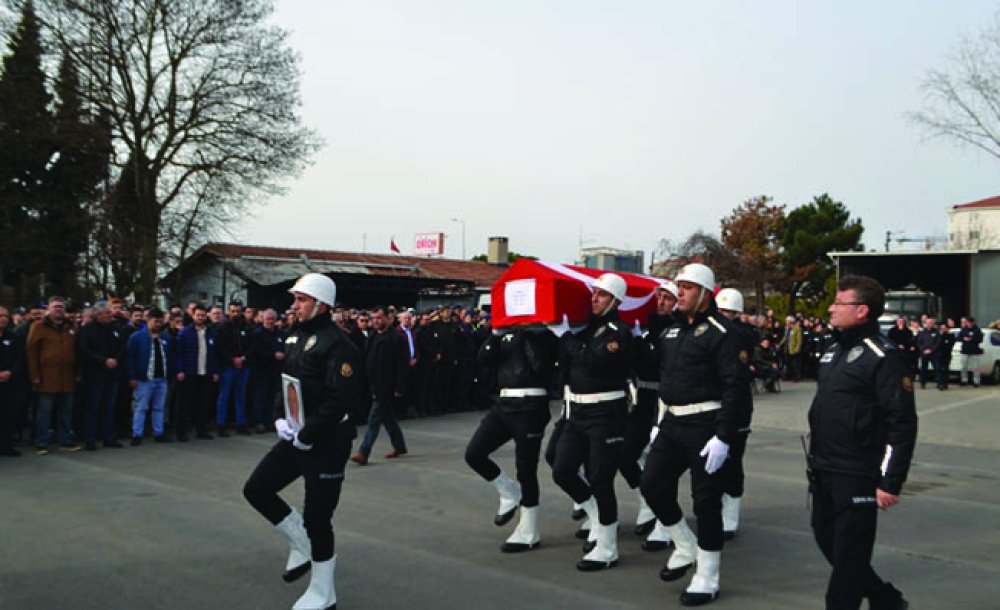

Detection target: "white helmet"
[656, 280, 678, 299]
[592, 273, 627, 302]
[288, 273, 337, 306]
[716, 288, 744, 313]
[675, 263, 715, 291]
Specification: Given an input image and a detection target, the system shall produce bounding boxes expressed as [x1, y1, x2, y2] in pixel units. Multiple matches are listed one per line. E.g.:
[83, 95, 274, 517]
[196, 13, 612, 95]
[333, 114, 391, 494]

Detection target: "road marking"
[917, 392, 999, 416]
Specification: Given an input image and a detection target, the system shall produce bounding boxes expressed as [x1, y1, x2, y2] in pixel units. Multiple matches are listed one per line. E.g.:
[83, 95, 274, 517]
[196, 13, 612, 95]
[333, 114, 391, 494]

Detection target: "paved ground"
[2, 381, 999, 609]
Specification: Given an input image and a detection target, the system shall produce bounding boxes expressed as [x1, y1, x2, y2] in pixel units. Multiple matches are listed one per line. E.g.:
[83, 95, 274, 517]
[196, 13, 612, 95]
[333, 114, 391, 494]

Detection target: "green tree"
[782, 194, 863, 313]
[720, 195, 786, 315]
[0, 0, 52, 300]
[471, 252, 537, 263]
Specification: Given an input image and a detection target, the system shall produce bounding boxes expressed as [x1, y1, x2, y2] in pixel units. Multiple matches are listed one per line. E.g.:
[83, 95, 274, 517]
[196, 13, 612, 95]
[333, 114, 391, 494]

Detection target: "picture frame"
[281, 374, 305, 430]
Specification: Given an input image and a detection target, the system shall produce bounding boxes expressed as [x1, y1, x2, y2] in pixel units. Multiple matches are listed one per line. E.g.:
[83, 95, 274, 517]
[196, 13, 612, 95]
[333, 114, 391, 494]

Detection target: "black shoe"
[104, 440, 124, 449]
[217, 427, 231, 438]
[494, 506, 518, 527]
[723, 530, 737, 540]
[130, 437, 142, 446]
[236, 426, 252, 436]
[679, 590, 718, 606]
[500, 540, 540, 553]
[574, 527, 590, 540]
[870, 582, 909, 610]
[282, 561, 310, 583]
[85, 442, 97, 452]
[660, 563, 693, 582]
[154, 435, 173, 443]
[634, 519, 656, 536]
[196, 432, 214, 440]
[571, 507, 587, 521]
[582, 539, 596, 553]
[177, 434, 190, 442]
[576, 557, 617, 571]
[642, 539, 673, 552]
[0, 448, 22, 457]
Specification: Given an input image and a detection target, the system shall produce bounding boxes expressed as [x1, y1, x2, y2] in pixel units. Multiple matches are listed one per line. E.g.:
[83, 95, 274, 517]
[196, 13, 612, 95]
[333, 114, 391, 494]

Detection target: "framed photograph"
[281, 374, 305, 430]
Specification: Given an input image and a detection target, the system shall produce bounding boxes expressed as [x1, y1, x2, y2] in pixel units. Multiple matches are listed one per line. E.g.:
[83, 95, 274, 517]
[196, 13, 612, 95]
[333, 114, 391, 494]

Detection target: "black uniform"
[622, 313, 672, 490]
[639, 303, 751, 552]
[243, 313, 361, 562]
[723, 319, 756, 500]
[465, 328, 558, 507]
[0, 327, 23, 454]
[808, 320, 917, 610]
[551, 310, 633, 525]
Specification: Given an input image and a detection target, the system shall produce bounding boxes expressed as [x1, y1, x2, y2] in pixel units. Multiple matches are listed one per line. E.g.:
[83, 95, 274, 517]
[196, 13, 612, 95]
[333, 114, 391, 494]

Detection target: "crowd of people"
[0, 297, 498, 458]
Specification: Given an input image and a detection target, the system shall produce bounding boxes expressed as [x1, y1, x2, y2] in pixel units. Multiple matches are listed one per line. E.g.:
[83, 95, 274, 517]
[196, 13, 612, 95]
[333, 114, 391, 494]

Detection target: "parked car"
[949, 328, 1000, 384]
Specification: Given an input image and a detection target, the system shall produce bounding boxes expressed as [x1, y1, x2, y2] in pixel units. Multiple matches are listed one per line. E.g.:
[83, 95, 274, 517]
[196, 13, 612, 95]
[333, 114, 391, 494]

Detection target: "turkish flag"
[390, 239, 401, 253]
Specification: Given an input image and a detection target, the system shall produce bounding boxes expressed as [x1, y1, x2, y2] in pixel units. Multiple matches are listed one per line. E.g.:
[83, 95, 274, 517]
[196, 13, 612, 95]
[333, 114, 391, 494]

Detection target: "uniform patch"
[666, 328, 680, 339]
[820, 352, 835, 363]
[902, 376, 914, 393]
[847, 346, 864, 363]
[694, 323, 709, 337]
[608, 322, 619, 332]
[340, 363, 354, 377]
[595, 326, 607, 338]
[738, 350, 749, 363]
[304, 335, 317, 351]
[286, 336, 299, 344]
[607, 340, 620, 353]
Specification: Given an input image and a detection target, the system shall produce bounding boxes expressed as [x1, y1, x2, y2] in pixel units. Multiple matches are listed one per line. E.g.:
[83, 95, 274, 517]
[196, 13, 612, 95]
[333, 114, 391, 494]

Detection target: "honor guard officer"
[808, 276, 916, 610]
[465, 324, 559, 552]
[628, 280, 678, 541]
[243, 273, 362, 610]
[639, 263, 751, 606]
[714, 288, 756, 540]
[549, 273, 634, 571]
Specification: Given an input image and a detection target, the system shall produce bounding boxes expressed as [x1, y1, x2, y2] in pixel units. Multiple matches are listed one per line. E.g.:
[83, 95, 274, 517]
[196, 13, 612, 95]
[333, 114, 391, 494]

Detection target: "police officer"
[714, 288, 756, 540]
[464, 324, 558, 552]
[808, 276, 916, 610]
[549, 273, 634, 571]
[639, 264, 751, 606]
[242, 273, 361, 610]
[629, 280, 678, 541]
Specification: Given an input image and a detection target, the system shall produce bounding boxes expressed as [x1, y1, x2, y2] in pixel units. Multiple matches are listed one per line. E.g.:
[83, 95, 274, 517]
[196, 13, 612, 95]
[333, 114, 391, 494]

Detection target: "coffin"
[491, 259, 662, 329]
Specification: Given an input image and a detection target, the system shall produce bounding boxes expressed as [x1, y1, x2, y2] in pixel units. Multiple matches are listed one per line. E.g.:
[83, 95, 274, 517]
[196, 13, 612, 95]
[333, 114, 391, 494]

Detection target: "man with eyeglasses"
[807, 276, 917, 610]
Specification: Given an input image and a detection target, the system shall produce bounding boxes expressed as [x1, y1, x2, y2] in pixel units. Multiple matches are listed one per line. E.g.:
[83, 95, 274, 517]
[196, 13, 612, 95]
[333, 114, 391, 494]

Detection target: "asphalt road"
[2, 381, 998, 609]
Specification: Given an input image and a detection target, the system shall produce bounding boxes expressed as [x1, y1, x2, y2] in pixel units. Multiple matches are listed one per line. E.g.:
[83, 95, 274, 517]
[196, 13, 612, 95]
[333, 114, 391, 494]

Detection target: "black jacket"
[479, 328, 557, 406]
[280, 314, 361, 445]
[250, 326, 286, 373]
[807, 321, 918, 494]
[216, 318, 254, 369]
[365, 328, 409, 400]
[957, 325, 984, 355]
[915, 328, 943, 356]
[77, 321, 128, 382]
[658, 303, 752, 444]
[558, 310, 633, 395]
[634, 313, 672, 383]
[887, 325, 915, 355]
[0, 327, 23, 388]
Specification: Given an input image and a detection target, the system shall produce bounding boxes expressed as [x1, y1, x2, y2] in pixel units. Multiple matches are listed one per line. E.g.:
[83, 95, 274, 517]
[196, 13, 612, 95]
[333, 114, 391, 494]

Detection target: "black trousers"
[811, 471, 897, 610]
[0, 387, 13, 451]
[640, 422, 730, 551]
[722, 430, 749, 498]
[178, 375, 214, 436]
[551, 400, 627, 525]
[243, 424, 355, 562]
[618, 390, 656, 489]
[465, 401, 550, 507]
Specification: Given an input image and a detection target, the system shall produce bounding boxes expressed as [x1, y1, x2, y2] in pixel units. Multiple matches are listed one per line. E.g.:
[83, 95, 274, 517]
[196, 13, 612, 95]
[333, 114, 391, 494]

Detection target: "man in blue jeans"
[351, 306, 408, 465]
[126, 307, 173, 445]
[215, 301, 254, 436]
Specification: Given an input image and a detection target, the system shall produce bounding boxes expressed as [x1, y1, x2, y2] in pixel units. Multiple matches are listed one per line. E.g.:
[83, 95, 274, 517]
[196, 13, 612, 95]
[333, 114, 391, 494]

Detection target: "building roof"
[168, 242, 508, 289]
[951, 194, 1000, 210]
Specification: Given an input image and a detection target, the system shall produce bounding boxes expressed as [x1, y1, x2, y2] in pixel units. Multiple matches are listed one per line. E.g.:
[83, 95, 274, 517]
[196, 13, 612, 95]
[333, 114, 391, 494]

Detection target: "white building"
[948, 195, 1000, 250]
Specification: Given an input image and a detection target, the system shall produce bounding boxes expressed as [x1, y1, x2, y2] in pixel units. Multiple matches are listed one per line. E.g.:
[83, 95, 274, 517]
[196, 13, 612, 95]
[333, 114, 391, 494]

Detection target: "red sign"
[414, 232, 444, 256]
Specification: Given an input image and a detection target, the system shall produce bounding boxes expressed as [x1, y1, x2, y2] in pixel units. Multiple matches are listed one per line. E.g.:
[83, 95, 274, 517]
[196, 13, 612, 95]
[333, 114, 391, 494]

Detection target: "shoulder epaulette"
[708, 317, 727, 334]
[863, 337, 885, 358]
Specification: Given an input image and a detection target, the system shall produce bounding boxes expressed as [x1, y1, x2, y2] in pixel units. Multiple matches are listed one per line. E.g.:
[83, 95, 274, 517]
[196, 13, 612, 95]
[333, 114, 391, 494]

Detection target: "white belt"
[659, 399, 722, 418]
[636, 380, 659, 391]
[567, 390, 626, 404]
[500, 387, 548, 398]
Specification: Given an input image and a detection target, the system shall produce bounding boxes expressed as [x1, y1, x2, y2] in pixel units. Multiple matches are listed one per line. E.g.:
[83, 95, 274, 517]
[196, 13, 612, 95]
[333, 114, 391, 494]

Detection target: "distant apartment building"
[948, 195, 1000, 250]
[579, 246, 644, 274]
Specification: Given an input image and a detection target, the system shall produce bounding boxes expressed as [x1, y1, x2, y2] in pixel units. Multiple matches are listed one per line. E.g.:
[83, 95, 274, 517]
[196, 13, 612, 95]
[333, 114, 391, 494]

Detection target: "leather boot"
[490, 472, 522, 526]
[679, 548, 720, 606]
[275, 509, 311, 583]
[501, 505, 540, 553]
[576, 521, 618, 571]
[293, 555, 336, 610]
[660, 518, 698, 581]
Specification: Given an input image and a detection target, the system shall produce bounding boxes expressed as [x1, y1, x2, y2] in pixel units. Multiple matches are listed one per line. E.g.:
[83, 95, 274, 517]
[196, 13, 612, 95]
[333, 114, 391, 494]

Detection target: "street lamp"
[451, 217, 466, 260]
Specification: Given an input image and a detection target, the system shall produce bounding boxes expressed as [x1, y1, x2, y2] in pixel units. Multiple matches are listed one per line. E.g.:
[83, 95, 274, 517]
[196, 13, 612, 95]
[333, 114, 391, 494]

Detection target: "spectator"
[957, 316, 984, 387]
[208, 304, 225, 327]
[77, 302, 128, 450]
[174, 303, 220, 440]
[249, 308, 285, 433]
[0, 306, 22, 456]
[752, 337, 781, 392]
[915, 318, 945, 390]
[779, 316, 803, 381]
[26, 296, 82, 454]
[126, 307, 174, 444]
[939, 322, 955, 389]
[215, 301, 254, 436]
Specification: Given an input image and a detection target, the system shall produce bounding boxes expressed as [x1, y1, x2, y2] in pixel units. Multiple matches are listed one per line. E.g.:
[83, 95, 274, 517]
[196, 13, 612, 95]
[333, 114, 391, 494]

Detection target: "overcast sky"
[242, 1, 1000, 264]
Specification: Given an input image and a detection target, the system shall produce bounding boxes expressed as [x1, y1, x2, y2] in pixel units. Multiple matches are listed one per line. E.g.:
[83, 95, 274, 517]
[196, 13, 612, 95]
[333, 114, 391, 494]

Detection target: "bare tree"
[33, 0, 320, 301]
[911, 11, 1000, 161]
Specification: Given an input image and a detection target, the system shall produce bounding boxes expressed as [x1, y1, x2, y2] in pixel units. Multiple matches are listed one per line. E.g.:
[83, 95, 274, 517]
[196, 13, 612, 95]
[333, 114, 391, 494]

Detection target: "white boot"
[293, 555, 336, 610]
[680, 549, 720, 606]
[576, 496, 599, 550]
[571, 500, 586, 521]
[490, 472, 522, 526]
[577, 521, 619, 571]
[660, 518, 698, 581]
[722, 494, 741, 539]
[275, 509, 311, 582]
[501, 505, 540, 552]
[643, 519, 673, 552]
[634, 488, 656, 535]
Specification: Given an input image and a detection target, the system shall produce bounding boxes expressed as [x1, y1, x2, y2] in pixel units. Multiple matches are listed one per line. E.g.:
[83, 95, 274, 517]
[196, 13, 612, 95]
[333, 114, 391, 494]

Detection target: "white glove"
[275, 418, 295, 442]
[292, 432, 313, 451]
[631, 319, 643, 337]
[699, 435, 729, 474]
[547, 314, 572, 338]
